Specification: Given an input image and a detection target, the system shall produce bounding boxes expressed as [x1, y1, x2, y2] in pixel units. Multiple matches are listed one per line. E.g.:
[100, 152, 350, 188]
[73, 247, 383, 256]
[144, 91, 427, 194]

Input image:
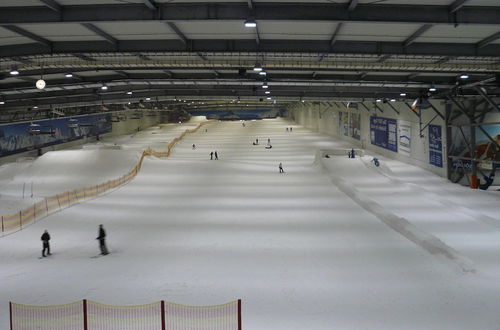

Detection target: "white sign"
[398, 120, 411, 156]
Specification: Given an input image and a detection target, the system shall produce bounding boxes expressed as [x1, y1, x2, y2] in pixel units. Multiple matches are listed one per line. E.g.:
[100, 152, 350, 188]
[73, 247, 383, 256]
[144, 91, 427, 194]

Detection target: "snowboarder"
[41, 230, 51, 257]
[265, 145, 272, 149]
[192, 144, 196, 150]
[210, 151, 214, 160]
[279, 162, 284, 173]
[215, 151, 218, 160]
[372, 157, 380, 167]
[96, 224, 109, 255]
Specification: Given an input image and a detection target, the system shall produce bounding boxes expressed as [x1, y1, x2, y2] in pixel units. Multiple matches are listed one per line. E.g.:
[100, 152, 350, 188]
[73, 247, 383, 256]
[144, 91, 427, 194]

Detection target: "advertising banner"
[398, 120, 411, 156]
[428, 124, 443, 167]
[370, 116, 397, 152]
[350, 113, 361, 140]
[0, 114, 112, 157]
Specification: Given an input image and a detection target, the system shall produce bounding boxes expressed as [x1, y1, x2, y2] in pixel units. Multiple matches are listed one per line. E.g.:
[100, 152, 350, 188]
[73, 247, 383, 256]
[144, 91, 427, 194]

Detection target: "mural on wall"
[370, 116, 398, 152]
[341, 112, 349, 136]
[350, 113, 361, 140]
[0, 114, 112, 157]
[189, 108, 281, 120]
[398, 120, 411, 156]
[428, 124, 443, 168]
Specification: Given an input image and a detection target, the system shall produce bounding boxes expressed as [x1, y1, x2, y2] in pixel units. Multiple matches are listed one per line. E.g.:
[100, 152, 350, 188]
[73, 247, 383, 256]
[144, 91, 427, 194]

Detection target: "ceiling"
[0, 0, 499, 120]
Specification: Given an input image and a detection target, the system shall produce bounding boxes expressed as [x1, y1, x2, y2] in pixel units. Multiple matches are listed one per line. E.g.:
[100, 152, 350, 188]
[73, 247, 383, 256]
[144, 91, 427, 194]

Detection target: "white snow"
[0, 118, 499, 329]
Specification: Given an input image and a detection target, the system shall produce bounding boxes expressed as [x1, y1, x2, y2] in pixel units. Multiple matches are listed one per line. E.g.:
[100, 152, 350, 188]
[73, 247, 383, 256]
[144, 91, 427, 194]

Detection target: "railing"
[10, 299, 241, 330]
[1, 121, 212, 236]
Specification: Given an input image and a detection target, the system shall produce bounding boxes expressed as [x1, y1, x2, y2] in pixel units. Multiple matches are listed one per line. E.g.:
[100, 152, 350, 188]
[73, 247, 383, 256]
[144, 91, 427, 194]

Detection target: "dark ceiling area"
[0, 0, 499, 121]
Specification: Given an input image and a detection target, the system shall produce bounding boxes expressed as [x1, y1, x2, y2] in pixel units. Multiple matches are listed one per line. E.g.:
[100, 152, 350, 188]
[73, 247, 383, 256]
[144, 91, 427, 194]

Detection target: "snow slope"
[0, 118, 499, 330]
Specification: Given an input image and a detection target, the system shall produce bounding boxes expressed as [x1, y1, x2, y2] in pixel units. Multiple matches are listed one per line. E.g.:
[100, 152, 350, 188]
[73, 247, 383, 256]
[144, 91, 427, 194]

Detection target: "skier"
[41, 230, 51, 257]
[290, 127, 292, 132]
[192, 144, 196, 150]
[279, 162, 284, 173]
[351, 148, 355, 158]
[372, 157, 380, 167]
[265, 145, 272, 149]
[267, 138, 271, 145]
[215, 151, 218, 160]
[210, 151, 214, 160]
[286, 127, 289, 132]
[256, 138, 259, 145]
[96, 224, 109, 255]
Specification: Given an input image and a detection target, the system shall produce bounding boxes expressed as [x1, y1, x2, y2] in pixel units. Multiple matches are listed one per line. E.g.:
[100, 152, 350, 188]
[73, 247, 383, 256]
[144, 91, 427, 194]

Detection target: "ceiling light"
[126, 91, 133, 95]
[262, 83, 268, 89]
[390, 99, 396, 102]
[36, 79, 46, 90]
[253, 64, 263, 72]
[376, 99, 382, 102]
[267, 97, 272, 100]
[101, 85, 108, 90]
[265, 91, 270, 94]
[429, 87, 437, 92]
[33, 106, 38, 109]
[400, 93, 406, 97]
[244, 20, 257, 28]
[146, 97, 151, 101]
[65, 73, 73, 78]
[460, 74, 469, 79]
[0, 101, 4, 105]
[259, 71, 267, 76]
[10, 69, 19, 75]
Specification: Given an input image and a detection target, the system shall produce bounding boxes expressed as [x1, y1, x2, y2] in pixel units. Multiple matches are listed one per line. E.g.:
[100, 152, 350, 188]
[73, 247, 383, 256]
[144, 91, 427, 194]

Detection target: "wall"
[288, 101, 448, 177]
[0, 110, 164, 165]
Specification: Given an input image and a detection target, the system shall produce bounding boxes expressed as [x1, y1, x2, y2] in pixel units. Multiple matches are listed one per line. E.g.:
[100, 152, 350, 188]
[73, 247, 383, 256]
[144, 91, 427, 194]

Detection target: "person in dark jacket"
[96, 224, 109, 255]
[41, 230, 51, 257]
[215, 151, 218, 160]
[210, 151, 214, 160]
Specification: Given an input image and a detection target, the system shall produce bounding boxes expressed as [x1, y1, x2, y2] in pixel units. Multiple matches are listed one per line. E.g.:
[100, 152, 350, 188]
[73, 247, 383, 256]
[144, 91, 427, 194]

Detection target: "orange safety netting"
[1, 121, 211, 236]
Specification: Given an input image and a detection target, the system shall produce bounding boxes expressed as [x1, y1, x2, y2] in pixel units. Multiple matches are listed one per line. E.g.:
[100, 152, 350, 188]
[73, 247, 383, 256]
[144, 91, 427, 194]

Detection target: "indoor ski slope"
[0, 118, 499, 330]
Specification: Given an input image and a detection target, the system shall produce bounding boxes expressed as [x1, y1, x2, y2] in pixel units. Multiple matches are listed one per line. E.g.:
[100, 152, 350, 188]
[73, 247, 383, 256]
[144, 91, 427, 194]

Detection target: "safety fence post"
[83, 299, 88, 330]
[57, 195, 61, 209]
[1, 216, 4, 234]
[238, 299, 242, 330]
[33, 204, 36, 222]
[9, 302, 13, 330]
[19, 211, 22, 229]
[45, 198, 49, 213]
[161, 300, 166, 330]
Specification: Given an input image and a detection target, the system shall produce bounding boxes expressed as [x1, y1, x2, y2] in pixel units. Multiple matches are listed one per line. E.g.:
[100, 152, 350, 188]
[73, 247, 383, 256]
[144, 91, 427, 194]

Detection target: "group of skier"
[40, 224, 108, 258]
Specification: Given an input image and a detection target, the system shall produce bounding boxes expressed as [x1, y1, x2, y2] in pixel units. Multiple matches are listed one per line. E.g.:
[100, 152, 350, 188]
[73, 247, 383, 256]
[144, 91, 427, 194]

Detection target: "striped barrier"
[10, 299, 241, 330]
[1, 121, 212, 236]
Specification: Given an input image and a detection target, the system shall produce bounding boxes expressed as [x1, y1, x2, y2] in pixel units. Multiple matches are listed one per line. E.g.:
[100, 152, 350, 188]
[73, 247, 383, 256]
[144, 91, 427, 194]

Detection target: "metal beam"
[347, 0, 358, 11]
[474, 86, 500, 112]
[330, 23, 343, 47]
[403, 24, 433, 47]
[377, 54, 391, 63]
[81, 23, 118, 46]
[143, 0, 157, 11]
[435, 57, 451, 64]
[2, 25, 51, 47]
[39, 0, 61, 13]
[72, 53, 96, 61]
[166, 22, 187, 45]
[1, 39, 500, 58]
[477, 31, 500, 48]
[386, 102, 400, 115]
[449, 0, 470, 13]
[254, 25, 261, 45]
[0, 3, 498, 25]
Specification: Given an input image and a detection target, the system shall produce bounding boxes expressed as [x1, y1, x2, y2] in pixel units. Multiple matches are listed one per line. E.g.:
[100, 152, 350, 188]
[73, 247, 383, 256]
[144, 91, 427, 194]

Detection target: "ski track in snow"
[0, 118, 499, 330]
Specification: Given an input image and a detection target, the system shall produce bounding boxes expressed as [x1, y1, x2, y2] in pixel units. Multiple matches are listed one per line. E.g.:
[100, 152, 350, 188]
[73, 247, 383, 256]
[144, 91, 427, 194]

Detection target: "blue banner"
[370, 116, 397, 152]
[0, 114, 112, 157]
[428, 124, 443, 167]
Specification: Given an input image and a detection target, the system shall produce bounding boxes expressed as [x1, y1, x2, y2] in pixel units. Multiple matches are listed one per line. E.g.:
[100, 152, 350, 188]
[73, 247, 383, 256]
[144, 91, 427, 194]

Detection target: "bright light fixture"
[267, 97, 272, 100]
[126, 91, 133, 95]
[265, 91, 270, 94]
[36, 79, 46, 90]
[429, 87, 437, 92]
[400, 93, 407, 97]
[259, 71, 267, 76]
[390, 99, 396, 102]
[10, 69, 19, 75]
[460, 74, 469, 79]
[33, 106, 38, 109]
[101, 85, 108, 90]
[262, 83, 268, 89]
[146, 97, 151, 101]
[253, 64, 263, 72]
[376, 99, 382, 102]
[65, 73, 73, 78]
[0, 101, 5, 105]
[244, 20, 257, 28]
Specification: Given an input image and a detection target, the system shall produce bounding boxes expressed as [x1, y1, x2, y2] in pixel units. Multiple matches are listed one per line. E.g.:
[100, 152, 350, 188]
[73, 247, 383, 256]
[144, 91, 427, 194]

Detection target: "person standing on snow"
[96, 224, 109, 255]
[215, 151, 218, 160]
[210, 151, 214, 160]
[41, 230, 51, 257]
[279, 162, 284, 173]
[192, 144, 196, 150]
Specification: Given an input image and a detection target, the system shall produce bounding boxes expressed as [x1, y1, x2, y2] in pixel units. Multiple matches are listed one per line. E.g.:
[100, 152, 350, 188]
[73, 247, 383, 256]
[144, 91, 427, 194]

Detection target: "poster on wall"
[342, 112, 349, 136]
[428, 124, 443, 167]
[0, 113, 112, 157]
[350, 113, 361, 140]
[370, 116, 398, 152]
[398, 120, 411, 156]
